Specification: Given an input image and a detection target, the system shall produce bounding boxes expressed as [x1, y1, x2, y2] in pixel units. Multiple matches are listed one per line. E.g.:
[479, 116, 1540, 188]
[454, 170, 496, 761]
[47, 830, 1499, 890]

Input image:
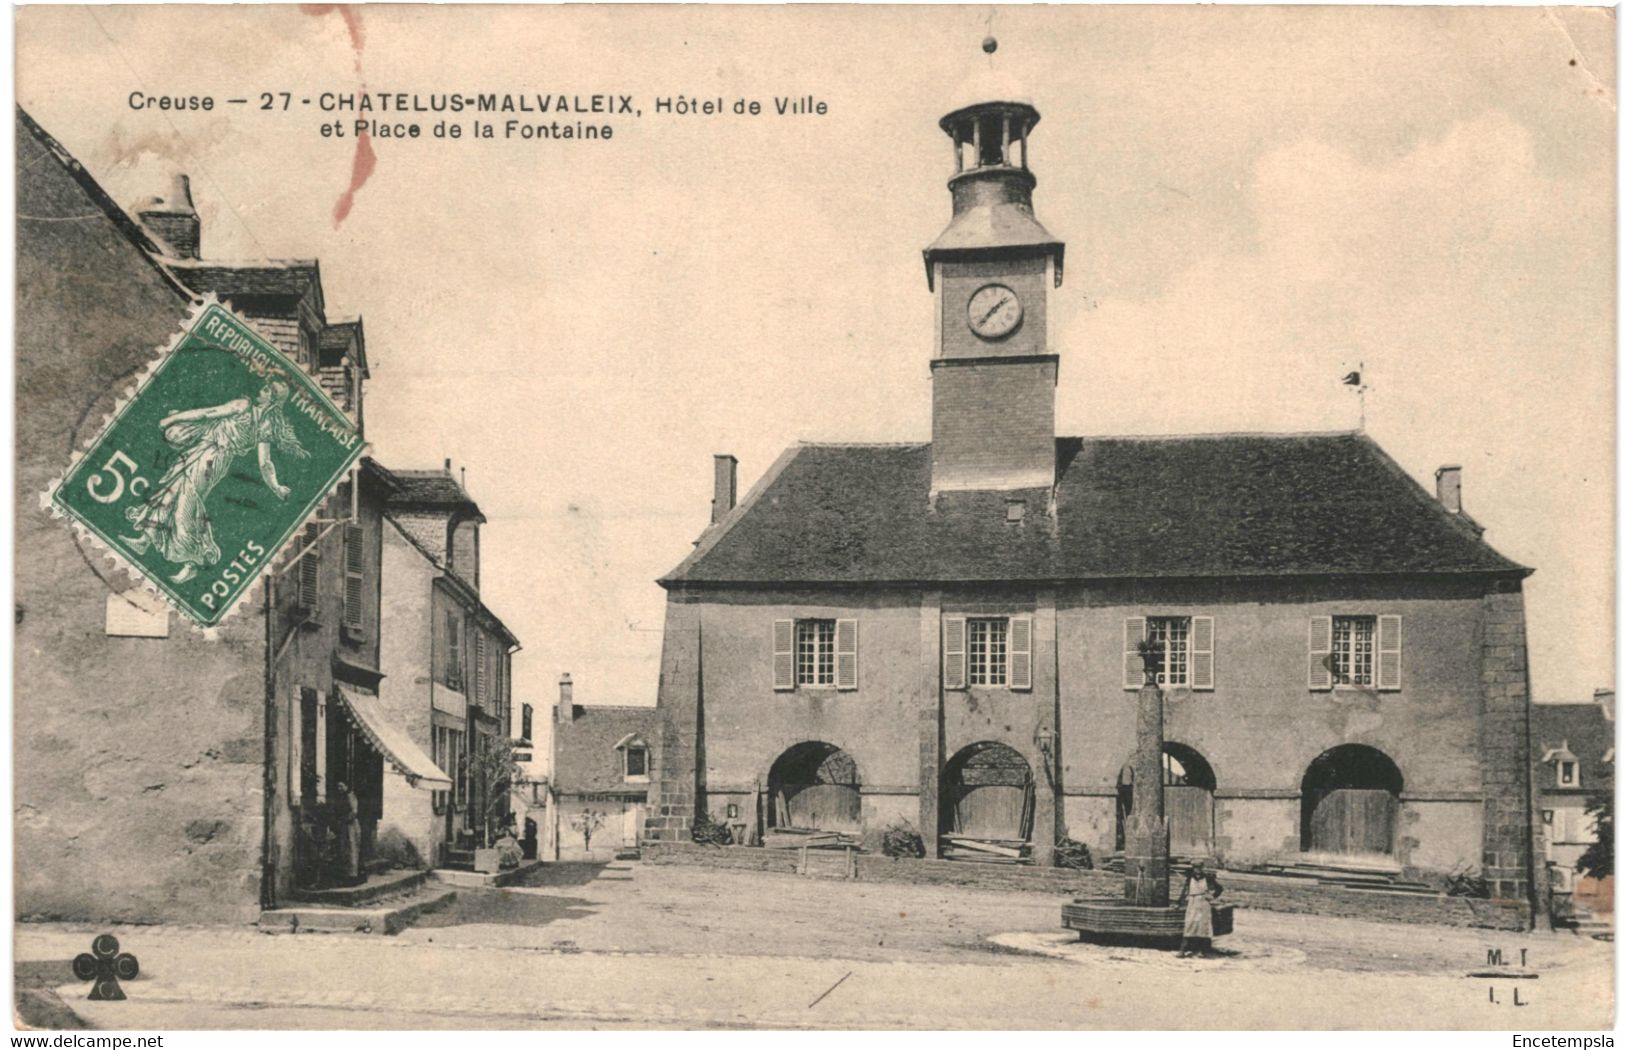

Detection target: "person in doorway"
[1176, 860, 1223, 958]
[333, 781, 362, 886]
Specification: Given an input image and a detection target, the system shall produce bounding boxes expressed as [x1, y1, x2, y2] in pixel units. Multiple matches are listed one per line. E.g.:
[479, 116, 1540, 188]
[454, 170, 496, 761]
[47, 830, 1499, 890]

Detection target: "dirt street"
[15, 861, 1614, 1030]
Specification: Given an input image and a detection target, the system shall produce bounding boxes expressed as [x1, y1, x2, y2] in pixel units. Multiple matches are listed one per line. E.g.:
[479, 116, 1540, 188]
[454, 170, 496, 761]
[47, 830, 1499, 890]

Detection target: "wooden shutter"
[835, 618, 859, 691]
[1190, 615, 1215, 691]
[446, 612, 462, 688]
[342, 524, 364, 630]
[475, 632, 488, 700]
[943, 616, 967, 691]
[288, 689, 302, 797]
[1123, 616, 1147, 689]
[772, 620, 795, 691]
[1376, 614, 1402, 691]
[298, 524, 320, 610]
[1308, 615, 1333, 691]
[1009, 617, 1033, 691]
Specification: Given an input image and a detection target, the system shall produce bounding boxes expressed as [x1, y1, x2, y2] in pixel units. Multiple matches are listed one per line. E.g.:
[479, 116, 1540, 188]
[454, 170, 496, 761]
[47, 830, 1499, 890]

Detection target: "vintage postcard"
[11, 3, 1617, 1033]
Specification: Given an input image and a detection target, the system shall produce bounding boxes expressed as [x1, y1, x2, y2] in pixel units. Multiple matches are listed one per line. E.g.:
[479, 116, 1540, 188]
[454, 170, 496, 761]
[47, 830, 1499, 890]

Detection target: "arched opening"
[1116, 743, 1217, 857]
[767, 742, 861, 833]
[1300, 745, 1404, 857]
[941, 741, 1035, 843]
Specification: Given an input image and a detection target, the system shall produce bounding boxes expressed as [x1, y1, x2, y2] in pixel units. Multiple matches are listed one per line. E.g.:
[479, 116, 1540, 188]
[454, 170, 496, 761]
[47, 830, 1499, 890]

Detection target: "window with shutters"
[967, 618, 1008, 687]
[1147, 617, 1190, 687]
[342, 524, 365, 632]
[444, 611, 464, 691]
[475, 631, 488, 702]
[1331, 616, 1376, 687]
[297, 524, 321, 611]
[796, 619, 836, 686]
[1311, 614, 1400, 691]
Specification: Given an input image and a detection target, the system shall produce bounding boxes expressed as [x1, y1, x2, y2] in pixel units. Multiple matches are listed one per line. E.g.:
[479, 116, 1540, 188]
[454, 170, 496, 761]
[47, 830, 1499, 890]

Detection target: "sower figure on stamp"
[120, 380, 308, 583]
[1177, 860, 1224, 957]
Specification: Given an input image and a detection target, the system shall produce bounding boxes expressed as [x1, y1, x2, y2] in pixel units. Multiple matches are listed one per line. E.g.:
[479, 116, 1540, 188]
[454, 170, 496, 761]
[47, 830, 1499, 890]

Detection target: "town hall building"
[644, 74, 1542, 905]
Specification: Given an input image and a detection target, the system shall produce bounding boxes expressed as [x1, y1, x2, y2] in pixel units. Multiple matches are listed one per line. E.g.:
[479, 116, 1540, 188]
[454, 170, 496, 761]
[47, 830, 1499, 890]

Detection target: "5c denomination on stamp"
[49, 301, 363, 627]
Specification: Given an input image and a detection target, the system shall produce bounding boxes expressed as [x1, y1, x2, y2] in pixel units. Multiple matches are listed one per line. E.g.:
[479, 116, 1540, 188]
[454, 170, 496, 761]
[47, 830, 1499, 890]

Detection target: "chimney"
[444, 457, 452, 472]
[558, 672, 574, 721]
[711, 454, 738, 525]
[1595, 688, 1614, 722]
[135, 174, 200, 260]
[1434, 465, 1462, 514]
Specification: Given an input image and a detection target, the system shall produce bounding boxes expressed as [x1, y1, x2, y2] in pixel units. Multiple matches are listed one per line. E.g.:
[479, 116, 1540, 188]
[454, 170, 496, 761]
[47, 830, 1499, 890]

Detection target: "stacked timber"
[762, 826, 861, 850]
[940, 835, 1033, 865]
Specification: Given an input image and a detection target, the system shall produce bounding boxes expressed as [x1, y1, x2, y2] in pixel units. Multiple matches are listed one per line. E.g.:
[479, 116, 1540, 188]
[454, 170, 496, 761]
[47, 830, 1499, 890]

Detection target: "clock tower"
[925, 49, 1065, 495]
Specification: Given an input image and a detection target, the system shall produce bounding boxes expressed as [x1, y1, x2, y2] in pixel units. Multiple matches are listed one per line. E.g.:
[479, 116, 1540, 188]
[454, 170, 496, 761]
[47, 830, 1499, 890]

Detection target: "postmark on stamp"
[48, 301, 363, 627]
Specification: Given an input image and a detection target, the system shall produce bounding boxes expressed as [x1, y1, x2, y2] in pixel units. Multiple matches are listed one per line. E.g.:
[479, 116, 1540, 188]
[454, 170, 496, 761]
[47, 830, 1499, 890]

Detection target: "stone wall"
[1478, 584, 1540, 905]
[15, 114, 266, 924]
[650, 571, 1530, 887]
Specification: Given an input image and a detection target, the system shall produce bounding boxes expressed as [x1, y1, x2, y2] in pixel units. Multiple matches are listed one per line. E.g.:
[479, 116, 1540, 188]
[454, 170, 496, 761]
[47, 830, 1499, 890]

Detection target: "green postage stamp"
[49, 301, 363, 627]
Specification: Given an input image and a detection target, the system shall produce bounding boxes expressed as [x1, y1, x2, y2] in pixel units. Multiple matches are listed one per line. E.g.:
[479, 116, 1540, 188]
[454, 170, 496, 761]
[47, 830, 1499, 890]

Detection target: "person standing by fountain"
[1177, 860, 1224, 957]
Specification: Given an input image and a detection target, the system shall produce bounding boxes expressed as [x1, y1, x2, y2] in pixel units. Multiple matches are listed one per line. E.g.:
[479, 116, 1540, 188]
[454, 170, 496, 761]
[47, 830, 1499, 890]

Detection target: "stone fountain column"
[1122, 650, 1169, 907]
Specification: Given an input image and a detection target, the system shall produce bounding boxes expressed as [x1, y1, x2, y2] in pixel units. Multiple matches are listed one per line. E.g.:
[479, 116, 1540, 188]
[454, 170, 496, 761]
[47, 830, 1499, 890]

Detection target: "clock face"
[967, 283, 1023, 339]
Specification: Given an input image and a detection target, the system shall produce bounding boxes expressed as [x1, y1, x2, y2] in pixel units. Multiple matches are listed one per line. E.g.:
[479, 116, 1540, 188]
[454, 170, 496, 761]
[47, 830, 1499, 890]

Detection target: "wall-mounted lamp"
[1034, 723, 1057, 787]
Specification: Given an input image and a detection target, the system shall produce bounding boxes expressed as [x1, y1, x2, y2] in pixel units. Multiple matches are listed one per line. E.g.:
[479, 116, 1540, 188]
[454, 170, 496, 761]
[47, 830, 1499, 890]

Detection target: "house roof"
[15, 108, 195, 302]
[662, 432, 1528, 586]
[388, 469, 484, 518]
[166, 258, 322, 305]
[320, 318, 370, 378]
[1534, 702, 1614, 793]
[552, 705, 657, 795]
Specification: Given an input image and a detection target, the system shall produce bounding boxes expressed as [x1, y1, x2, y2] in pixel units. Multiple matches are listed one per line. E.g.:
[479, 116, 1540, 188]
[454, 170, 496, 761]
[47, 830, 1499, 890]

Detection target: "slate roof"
[15, 108, 195, 301]
[551, 705, 656, 796]
[1534, 702, 1615, 794]
[167, 259, 321, 301]
[320, 318, 370, 377]
[663, 432, 1528, 586]
[388, 469, 483, 518]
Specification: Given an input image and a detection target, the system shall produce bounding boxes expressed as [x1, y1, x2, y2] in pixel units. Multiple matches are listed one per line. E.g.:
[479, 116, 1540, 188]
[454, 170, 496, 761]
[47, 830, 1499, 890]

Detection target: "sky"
[16, 6, 1617, 757]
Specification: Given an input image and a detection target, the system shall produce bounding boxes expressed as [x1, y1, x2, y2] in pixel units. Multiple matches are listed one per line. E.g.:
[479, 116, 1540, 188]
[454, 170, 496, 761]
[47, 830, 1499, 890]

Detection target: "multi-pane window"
[796, 619, 836, 686]
[1147, 617, 1190, 687]
[626, 747, 648, 779]
[1331, 616, 1376, 687]
[432, 725, 465, 814]
[967, 618, 1008, 687]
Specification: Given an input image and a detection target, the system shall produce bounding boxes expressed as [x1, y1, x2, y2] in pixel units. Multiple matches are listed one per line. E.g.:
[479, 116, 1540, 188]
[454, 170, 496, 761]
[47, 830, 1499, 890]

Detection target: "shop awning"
[334, 687, 452, 791]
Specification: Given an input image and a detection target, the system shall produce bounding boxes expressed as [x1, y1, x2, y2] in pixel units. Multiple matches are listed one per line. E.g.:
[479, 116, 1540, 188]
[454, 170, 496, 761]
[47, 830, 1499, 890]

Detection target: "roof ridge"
[796, 440, 929, 448]
[1063, 429, 1362, 442]
[167, 257, 319, 269]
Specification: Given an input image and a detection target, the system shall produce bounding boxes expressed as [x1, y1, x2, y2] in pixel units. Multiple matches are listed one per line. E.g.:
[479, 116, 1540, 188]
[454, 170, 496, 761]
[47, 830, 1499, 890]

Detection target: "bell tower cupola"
[926, 38, 1066, 495]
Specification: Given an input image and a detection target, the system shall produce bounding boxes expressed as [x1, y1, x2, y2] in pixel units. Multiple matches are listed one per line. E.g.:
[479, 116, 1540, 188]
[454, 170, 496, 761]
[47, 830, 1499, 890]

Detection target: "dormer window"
[616, 733, 650, 782]
[1558, 759, 1579, 787]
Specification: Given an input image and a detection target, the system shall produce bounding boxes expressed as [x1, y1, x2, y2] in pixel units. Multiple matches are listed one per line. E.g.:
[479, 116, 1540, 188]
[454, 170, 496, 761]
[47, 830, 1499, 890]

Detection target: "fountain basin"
[1062, 897, 1234, 945]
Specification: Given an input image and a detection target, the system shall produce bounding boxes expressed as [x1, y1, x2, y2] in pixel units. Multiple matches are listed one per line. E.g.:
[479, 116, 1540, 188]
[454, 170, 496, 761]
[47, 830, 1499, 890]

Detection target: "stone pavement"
[14, 862, 1615, 1030]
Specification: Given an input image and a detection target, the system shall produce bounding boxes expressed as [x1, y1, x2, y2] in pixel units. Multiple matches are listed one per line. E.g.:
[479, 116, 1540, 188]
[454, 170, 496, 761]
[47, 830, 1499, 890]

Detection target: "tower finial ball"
[982, 36, 998, 55]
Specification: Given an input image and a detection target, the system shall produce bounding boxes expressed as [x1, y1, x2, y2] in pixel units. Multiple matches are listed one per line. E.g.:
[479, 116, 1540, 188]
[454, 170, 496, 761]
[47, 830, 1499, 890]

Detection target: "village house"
[14, 107, 441, 920]
[644, 80, 1543, 907]
[1534, 689, 1614, 920]
[549, 674, 656, 860]
[375, 465, 520, 869]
